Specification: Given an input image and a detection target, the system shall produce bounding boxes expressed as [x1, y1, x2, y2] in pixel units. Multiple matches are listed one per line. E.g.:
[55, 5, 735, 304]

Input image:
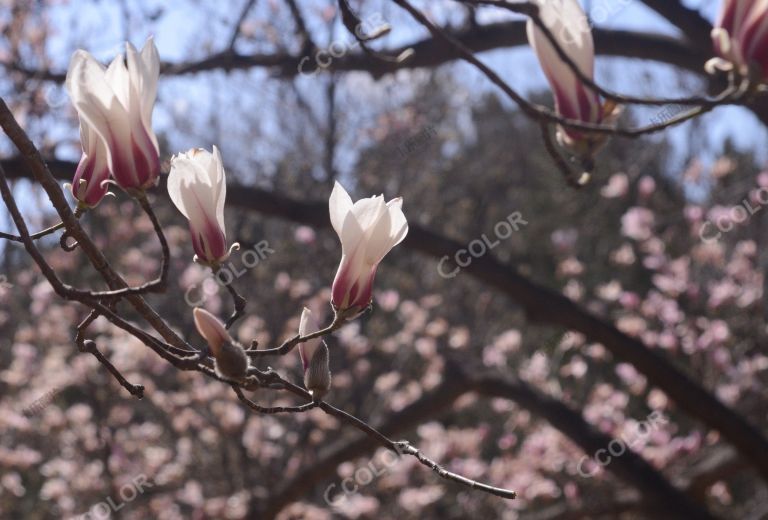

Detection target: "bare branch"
[215, 266, 247, 329]
[84, 193, 170, 299]
[227, 0, 258, 51]
[247, 315, 345, 357]
[75, 309, 146, 398]
[232, 385, 317, 414]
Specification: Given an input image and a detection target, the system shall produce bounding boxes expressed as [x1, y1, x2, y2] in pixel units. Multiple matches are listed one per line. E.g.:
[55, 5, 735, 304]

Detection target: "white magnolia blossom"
[709, 0, 768, 81]
[526, 0, 617, 152]
[329, 182, 408, 316]
[66, 37, 160, 192]
[168, 146, 233, 265]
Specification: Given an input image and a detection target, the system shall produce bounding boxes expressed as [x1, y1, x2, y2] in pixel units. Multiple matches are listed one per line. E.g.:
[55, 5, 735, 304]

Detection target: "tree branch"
[638, 0, 713, 47]
[259, 362, 715, 518]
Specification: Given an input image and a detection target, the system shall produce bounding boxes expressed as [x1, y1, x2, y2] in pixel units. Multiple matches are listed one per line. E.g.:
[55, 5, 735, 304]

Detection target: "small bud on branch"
[193, 307, 249, 381]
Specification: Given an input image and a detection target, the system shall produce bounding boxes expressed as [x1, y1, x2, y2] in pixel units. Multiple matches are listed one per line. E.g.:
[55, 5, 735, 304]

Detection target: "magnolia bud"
[298, 307, 332, 399]
[168, 147, 235, 266]
[304, 342, 332, 399]
[193, 307, 249, 382]
[212, 340, 249, 382]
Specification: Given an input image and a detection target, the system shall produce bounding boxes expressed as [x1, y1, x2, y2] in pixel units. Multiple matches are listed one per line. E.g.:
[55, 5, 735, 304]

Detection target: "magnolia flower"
[526, 0, 618, 154]
[66, 37, 160, 193]
[168, 146, 236, 266]
[329, 182, 408, 317]
[298, 308, 331, 398]
[70, 124, 111, 207]
[709, 0, 768, 81]
[193, 308, 249, 381]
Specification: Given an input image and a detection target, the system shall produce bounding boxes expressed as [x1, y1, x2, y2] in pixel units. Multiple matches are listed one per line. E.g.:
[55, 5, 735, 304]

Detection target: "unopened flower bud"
[193, 307, 249, 382]
[526, 0, 621, 157]
[305, 342, 331, 399]
[298, 307, 332, 398]
[168, 146, 237, 266]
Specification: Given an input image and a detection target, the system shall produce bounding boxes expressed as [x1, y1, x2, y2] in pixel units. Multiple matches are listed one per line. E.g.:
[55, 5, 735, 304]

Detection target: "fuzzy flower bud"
[298, 308, 332, 398]
[193, 307, 249, 382]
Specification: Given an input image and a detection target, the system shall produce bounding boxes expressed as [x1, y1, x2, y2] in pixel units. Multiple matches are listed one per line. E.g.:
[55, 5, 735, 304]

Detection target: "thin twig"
[85, 193, 169, 298]
[243, 364, 519, 500]
[286, 0, 314, 54]
[228, 0, 258, 50]
[78, 328, 145, 398]
[391, 0, 736, 138]
[247, 315, 345, 357]
[457, 0, 745, 107]
[316, 399, 517, 499]
[232, 385, 318, 414]
[0, 219, 65, 242]
[1, 206, 84, 246]
[214, 266, 247, 329]
[395, 440, 517, 499]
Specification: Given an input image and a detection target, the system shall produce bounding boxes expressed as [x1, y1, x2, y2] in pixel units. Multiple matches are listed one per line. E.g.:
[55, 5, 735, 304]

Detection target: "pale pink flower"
[329, 182, 408, 317]
[526, 0, 619, 153]
[66, 37, 160, 192]
[168, 147, 235, 266]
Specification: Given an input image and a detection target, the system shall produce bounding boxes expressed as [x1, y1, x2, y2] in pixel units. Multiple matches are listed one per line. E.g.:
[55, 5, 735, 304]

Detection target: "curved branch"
[1, 23, 707, 79]
[638, 0, 713, 47]
[259, 364, 715, 518]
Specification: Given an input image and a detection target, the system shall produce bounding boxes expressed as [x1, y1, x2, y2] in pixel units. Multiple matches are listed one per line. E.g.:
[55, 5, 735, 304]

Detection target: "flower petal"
[526, 0, 600, 127]
[66, 50, 132, 154]
[363, 204, 394, 265]
[329, 181, 353, 238]
[351, 195, 387, 240]
[298, 307, 322, 371]
[212, 145, 227, 236]
[387, 197, 409, 246]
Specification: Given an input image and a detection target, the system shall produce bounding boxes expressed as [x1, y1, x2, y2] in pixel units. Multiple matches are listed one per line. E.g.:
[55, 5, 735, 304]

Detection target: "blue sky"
[33, 0, 768, 165]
